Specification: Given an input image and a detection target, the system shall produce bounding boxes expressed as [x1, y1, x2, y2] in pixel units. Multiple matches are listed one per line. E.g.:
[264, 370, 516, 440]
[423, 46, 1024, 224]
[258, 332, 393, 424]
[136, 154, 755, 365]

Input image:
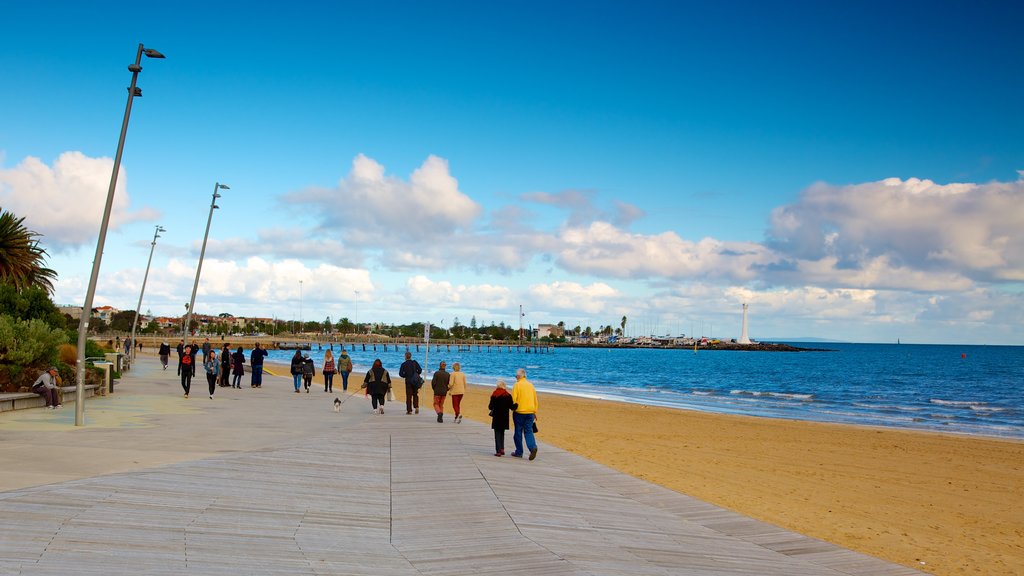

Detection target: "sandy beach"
[386, 379, 1022, 576]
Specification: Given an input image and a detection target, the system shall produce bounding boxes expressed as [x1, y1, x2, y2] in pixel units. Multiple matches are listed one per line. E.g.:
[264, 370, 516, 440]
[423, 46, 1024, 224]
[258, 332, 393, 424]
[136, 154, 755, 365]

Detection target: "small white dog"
[333, 397, 342, 412]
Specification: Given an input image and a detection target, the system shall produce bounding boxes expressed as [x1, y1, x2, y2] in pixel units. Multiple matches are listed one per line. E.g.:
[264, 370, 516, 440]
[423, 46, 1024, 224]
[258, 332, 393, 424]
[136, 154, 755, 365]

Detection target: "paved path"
[0, 356, 922, 575]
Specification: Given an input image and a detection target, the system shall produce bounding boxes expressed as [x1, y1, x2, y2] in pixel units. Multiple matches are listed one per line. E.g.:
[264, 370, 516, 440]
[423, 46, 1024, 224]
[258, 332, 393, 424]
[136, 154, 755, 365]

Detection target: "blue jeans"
[251, 365, 263, 386]
[340, 371, 349, 391]
[512, 412, 536, 455]
[293, 373, 302, 391]
[324, 372, 334, 391]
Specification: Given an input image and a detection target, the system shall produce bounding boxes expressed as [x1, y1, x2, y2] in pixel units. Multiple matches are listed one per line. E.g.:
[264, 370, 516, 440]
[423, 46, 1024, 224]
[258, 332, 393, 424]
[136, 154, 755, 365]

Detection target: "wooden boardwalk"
[0, 359, 923, 575]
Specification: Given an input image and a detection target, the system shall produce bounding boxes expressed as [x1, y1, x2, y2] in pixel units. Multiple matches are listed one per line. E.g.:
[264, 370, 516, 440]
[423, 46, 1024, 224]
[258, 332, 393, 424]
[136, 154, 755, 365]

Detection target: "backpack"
[302, 360, 313, 377]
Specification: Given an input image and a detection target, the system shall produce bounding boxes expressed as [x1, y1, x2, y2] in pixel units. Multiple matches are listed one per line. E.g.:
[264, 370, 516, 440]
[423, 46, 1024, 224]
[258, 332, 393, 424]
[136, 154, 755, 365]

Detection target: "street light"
[128, 225, 164, 362]
[182, 182, 228, 342]
[75, 43, 165, 427]
[299, 280, 303, 334]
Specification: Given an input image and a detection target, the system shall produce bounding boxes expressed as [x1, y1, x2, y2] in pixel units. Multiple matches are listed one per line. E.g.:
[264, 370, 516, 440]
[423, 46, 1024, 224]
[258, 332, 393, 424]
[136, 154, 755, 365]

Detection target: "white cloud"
[767, 175, 1024, 286]
[403, 275, 512, 310]
[287, 154, 481, 244]
[556, 221, 776, 281]
[526, 280, 619, 314]
[0, 152, 158, 250]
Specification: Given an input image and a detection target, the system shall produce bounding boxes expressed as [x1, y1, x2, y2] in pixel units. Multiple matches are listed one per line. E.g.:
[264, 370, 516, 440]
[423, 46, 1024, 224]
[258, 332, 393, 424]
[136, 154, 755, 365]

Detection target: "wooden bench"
[0, 385, 100, 413]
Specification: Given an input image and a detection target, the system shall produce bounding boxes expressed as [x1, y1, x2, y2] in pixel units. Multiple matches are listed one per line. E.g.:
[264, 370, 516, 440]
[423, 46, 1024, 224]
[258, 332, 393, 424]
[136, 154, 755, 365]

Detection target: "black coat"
[290, 353, 304, 375]
[488, 391, 514, 431]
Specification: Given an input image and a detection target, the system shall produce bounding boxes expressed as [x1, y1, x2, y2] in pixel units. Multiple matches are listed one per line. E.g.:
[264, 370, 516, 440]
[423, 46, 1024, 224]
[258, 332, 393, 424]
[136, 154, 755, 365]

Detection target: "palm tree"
[0, 208, 57, 294]
[620, 315, 627, 337]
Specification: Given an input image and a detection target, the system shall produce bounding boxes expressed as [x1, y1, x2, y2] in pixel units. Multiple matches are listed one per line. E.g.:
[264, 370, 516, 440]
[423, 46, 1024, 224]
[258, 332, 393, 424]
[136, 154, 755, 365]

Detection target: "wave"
[853, 402, 925, 412]
[930, 399, 1005, 412]
[730, 390, 814, 401]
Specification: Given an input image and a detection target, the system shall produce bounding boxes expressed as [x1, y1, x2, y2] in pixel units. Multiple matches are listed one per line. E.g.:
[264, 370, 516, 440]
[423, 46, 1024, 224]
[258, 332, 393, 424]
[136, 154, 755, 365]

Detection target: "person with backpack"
[398, 351, 423, 414]
[337, 349, 353, 391]
[219, 344, 231, 387]
[290, 350, 304, 393]
[301, 353, 315, 393]
[322, 350, 337, 393]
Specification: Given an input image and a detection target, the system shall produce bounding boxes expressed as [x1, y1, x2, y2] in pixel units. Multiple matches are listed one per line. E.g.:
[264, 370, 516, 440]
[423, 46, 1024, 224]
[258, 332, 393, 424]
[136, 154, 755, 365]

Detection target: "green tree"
[0, 283, 66, 329]
[110, 310, 136, 332]
[323, 316, 333, 334]
[620, 315, 627, 336]
[0, 208, 57, 294]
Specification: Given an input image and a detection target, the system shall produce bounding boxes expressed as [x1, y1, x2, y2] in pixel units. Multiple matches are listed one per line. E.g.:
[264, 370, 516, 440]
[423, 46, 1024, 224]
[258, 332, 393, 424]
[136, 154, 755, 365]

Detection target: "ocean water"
[264, 342, 1024, 439]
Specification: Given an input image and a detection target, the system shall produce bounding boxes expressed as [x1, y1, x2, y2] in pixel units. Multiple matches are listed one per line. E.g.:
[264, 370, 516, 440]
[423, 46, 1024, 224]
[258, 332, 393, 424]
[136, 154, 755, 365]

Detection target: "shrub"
[0, 314, 69, 390]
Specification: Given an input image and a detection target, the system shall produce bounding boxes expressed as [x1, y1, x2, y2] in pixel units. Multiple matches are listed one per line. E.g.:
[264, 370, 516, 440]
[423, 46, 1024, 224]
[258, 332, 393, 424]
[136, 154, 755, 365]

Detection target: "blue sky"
[2, 1, 1022, 344]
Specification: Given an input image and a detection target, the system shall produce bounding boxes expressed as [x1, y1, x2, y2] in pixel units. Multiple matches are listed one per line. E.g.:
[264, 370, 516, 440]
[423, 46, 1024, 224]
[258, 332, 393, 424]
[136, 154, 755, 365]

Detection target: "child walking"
[488, 380, 514, 456]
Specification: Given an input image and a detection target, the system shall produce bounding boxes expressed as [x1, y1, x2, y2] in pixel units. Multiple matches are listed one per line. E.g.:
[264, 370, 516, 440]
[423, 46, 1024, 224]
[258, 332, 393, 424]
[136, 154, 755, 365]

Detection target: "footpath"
[0, 356, 921, 575]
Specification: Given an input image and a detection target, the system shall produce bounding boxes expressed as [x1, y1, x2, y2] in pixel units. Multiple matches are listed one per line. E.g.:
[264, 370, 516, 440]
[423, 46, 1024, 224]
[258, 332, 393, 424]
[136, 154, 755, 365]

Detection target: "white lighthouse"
[737, 303, 751, 345]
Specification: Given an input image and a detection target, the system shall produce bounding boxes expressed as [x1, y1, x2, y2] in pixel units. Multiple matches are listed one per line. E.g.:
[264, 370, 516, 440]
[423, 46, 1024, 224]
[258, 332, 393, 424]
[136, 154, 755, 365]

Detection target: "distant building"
[58, 306, 83, 319]
[93, 306, 119, 323]
[536, 324, 565, 339]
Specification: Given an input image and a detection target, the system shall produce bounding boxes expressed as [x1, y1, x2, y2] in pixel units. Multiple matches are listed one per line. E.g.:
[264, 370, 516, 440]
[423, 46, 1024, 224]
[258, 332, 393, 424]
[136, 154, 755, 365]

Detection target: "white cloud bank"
[0, 152, 158, 250]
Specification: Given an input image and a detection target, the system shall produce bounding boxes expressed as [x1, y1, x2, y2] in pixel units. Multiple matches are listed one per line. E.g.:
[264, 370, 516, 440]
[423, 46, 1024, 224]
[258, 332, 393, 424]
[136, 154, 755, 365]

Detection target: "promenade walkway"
[0, 356, 921, 575]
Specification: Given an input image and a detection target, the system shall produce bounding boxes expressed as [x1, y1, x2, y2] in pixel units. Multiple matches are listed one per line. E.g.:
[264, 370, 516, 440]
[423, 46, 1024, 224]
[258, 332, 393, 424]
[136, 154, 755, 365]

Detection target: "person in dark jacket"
[158, 341, 171, 370]
[301, 354, 315, 393]
[180, 345, 194, 397]
[362, 358, 391, 414]
[188, 343, 200, 377]
[488, 380, 515, 456]
[250, 343, 268, 388]
[219, 345, 231, 387]
[290, 350, 304, 393]
[430, 361, 450, 423]
[231, 346, 246, 388]
[176, 340, 185, 375]
[398, 351, 422, 415]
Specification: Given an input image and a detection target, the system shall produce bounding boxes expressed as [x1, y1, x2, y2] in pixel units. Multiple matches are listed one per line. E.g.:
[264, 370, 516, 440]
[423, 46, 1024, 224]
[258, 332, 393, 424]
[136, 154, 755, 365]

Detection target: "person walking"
[176, 339, 185, 376]
[301, 353, 315, 393]
[231, 346, 246, 388]
[180, 344, 194, 398]
[398, 351, 423, 414]
[31, 367, 62, 409]
[510, 368, 539, 460]
[322, 350, 336, 393]
[250, 343, 268, 387]
[203, 350, 220, 399]
[430, 361, 450, 423]
[290, 350, 304, 393]
[219, 344, 231, 387]
[449, 362, 467, 423]
[362, 358, 391, 414]
[337, 348, 353, 391]
[488, 380, 514, 456]
[158, 341, 171, 370]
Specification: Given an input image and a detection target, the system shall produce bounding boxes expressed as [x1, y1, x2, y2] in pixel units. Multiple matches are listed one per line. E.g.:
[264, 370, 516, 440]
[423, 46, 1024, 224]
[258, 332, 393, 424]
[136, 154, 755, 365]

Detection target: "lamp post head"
[143, 48, 166, 59]
[217, 183, 230, 190]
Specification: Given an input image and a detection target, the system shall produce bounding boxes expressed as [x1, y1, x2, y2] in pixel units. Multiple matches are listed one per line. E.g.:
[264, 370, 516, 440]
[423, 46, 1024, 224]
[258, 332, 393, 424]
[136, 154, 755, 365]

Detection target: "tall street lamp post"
[128, 225, 165, 362]
[182, 183, 228, 342]
[299, 280, 303, 334]
[75, 43, 165, 427]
